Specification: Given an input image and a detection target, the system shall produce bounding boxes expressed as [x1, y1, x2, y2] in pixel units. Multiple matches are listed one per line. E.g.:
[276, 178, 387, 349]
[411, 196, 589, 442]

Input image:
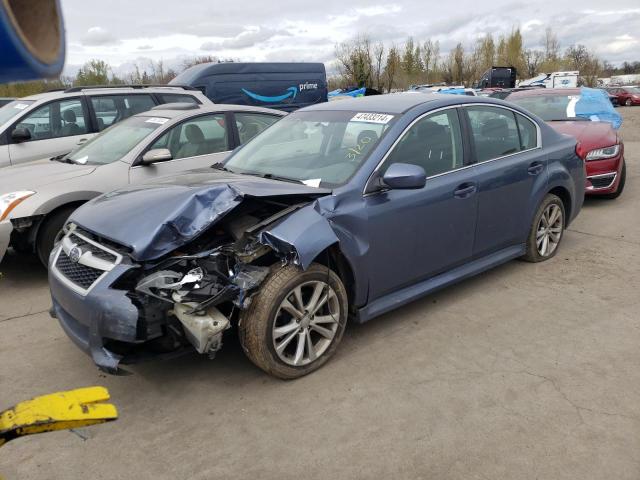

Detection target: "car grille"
[589, 174, 615, 189]
[51, 227, 123, 294]
[55, 250, 104, 289]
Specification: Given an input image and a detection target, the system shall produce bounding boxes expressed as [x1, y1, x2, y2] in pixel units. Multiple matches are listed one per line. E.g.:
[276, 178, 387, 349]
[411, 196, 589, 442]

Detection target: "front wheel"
[602, 160, 626, 199]
[522, 194, 565, 263]
[625, 98, 632, 106]
[239, 263, 348, 379]
[36, 207, 76, 267]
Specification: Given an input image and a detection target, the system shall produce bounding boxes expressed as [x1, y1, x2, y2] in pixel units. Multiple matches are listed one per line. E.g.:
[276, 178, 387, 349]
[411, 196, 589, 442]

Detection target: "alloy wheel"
[272, 280, 340, 367]
[536, 203, 563, 257]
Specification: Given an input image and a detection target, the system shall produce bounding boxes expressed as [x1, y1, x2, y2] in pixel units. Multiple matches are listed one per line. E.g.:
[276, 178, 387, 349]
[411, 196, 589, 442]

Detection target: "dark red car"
[607, 86, 640, 106]
[507, 88, 626, 198]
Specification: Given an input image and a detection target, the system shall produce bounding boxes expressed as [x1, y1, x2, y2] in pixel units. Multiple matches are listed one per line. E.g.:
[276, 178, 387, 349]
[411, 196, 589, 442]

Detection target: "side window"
[235, 113, 280, 145]
[384, 109, 464, 177]
[157, 93, 199, 105]
[466, 106, 520, 162]
[149, 114, 229, 160]
[515, 113, 538, 150]
[90, 95, 155, 131]
[15, 98, 87, 141]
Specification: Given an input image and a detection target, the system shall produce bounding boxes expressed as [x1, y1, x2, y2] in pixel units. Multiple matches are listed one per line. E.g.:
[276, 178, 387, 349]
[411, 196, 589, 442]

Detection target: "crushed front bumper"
[0, 220, 13, 263]
[49, 260, 141, 373]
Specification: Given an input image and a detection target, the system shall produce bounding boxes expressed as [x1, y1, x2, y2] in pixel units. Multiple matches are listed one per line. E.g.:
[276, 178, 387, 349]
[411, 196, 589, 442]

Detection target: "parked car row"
[0, 80, 626, 380]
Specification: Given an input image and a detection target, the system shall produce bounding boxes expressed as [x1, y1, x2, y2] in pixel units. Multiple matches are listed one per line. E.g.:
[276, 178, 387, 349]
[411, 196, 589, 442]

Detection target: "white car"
[0, 85, 211, 167]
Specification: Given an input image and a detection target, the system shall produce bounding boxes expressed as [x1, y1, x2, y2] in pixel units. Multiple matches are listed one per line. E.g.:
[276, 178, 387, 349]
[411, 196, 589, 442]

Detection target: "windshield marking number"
[347, 136, 373, 160]
[351, 113, 394, 124]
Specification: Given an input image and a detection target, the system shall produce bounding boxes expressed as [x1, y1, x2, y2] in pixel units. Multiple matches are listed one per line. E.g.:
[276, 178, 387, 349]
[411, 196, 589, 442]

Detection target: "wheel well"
[548, 186, 571, 221]
[313, 244, 356, 314]
[32, 201, 85, 244]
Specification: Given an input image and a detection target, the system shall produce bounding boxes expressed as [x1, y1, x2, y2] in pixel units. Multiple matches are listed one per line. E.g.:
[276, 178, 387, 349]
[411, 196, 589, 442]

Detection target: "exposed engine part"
[172, 303, 230, 355]
[135, 268, 204, 302]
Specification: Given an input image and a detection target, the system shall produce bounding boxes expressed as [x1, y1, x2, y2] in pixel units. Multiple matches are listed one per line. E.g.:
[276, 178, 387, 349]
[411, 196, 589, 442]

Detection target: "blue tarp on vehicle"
[328, 87, 366, 98]
[574, 87, 622, 129]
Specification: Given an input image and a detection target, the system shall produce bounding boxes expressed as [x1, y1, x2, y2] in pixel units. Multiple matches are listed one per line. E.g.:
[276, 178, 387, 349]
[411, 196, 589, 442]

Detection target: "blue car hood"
[69, 170, 330, 261]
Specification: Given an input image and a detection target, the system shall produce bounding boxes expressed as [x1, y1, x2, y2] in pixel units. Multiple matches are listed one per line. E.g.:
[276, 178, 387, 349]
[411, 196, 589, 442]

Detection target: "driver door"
[363, 108, 479, 300]
[129, 113, 231, 183]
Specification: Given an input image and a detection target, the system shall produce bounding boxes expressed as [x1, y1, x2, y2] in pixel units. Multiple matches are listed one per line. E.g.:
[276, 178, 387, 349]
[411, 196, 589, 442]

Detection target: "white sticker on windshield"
[74, 155, 88, 165]
[302, 178, 322, 188]
[351, 112, 394, 124]
[145, 117, 169, 125]
[13, 103, 29, 110]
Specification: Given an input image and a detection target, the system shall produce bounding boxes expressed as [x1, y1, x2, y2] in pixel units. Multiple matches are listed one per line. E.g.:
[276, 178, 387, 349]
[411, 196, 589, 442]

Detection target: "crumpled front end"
[49, 184, 339, 374]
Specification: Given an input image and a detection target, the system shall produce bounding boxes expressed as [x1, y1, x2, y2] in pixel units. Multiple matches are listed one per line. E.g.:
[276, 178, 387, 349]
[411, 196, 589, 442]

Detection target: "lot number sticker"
[351, 112, 394, 124]
[13, 103, 29, 110]
[145, 117, 169, 125]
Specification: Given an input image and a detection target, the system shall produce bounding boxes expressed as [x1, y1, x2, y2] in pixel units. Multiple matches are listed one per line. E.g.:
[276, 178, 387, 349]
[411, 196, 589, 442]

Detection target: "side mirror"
[11, 127, 31, 142]
[141, 148, 172, 165]
[382, 163, 426, 190]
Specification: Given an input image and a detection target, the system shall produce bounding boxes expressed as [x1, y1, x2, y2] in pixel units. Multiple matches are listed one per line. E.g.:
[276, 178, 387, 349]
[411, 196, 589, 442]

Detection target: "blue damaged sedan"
[49, 93, 584, 378]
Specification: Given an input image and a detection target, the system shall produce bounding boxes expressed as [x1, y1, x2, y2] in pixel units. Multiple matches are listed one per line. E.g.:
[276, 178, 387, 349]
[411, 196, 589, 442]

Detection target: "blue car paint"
[50, 93, 584, 370]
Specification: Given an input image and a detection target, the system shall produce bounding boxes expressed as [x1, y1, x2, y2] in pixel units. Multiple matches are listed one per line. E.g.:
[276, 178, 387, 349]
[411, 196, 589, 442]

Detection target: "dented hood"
[69, 170, 330, 261]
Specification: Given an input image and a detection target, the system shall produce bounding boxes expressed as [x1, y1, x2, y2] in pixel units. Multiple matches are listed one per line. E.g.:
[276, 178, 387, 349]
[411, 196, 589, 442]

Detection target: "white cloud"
[80, 26, 118, 46]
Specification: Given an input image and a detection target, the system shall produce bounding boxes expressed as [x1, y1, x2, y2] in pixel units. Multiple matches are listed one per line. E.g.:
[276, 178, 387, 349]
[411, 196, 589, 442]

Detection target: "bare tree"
[524, 49, 544, 77]
[372, 42, 385, 91]
[335, 34, 373, 87]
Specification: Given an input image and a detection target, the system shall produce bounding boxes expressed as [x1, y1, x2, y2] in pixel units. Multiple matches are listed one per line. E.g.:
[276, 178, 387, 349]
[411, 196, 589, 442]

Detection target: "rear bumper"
[585, 152, 624, 195]
[0, 220, 12, 263]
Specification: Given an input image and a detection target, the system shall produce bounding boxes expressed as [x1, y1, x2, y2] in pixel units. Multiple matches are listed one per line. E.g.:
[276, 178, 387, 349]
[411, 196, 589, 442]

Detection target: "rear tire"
[36, 207, 76, 267]
[239, 263, 348, 379]
[602, 161, 626, 199]
[522, 194, 565, 263]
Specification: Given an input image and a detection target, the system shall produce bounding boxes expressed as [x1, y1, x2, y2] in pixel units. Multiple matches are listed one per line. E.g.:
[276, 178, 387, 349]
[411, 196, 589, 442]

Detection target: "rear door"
[129, 112, 232, 182]
[88, 94, 156, 132]
[463, 105, 547, 257]
[8, 98, 92, 165]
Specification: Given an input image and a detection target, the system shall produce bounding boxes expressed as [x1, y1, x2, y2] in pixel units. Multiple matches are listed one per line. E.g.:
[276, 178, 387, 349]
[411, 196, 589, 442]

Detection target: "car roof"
[19, 86, 204, 101]
[299, 92, 509, 114]
[135, 103, 286, 120]
[508, 88, 581, 98]
[300, 92, 446, 114]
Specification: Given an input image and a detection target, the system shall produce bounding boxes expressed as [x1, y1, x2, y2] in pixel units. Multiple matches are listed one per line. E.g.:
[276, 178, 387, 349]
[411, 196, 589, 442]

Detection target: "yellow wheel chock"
[0, 387, 117, 447]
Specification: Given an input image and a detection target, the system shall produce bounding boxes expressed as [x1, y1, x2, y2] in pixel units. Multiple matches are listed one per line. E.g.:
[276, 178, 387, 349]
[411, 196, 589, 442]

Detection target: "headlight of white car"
[0, 191, 36, 221]
[585, 144, 620, 161]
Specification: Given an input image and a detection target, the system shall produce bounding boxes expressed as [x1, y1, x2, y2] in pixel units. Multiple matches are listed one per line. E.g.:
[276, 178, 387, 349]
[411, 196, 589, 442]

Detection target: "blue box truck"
[170, 62, 328, 111]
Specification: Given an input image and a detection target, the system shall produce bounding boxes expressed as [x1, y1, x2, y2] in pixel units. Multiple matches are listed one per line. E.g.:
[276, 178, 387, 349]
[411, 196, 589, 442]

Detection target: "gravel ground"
[0, 106, 639, 480]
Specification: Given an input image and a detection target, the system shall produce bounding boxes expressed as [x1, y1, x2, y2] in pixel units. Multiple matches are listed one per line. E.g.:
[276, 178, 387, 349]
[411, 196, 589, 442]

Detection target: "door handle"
[528, 162, 544, 175]
[454, 183, 477, 198]
[76, 138, 88, 146]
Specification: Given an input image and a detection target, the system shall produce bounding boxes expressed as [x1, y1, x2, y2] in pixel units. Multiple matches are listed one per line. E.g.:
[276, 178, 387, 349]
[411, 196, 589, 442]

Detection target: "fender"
[259, 203, 339, 270]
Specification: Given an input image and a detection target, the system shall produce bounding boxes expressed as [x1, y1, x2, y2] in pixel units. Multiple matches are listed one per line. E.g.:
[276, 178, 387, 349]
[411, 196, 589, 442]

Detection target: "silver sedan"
[0, 103, 285, 264]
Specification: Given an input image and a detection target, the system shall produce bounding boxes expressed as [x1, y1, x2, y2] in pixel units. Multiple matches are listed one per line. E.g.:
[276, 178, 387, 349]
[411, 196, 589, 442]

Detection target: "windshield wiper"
[259, 173, 305, 185]
[210, 163, 232, 172]
[50, 152, 74, 164]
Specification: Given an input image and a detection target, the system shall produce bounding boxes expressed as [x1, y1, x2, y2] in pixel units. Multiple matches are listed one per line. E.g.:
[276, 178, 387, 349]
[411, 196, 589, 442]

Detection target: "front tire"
[625, 98, 632, 106]
[36, 207, 76, 267]
[522, 194, 565, 263]
[239, 263, 348, 379]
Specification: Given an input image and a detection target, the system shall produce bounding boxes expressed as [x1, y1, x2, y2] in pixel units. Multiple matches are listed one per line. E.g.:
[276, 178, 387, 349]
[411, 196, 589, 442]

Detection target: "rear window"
[157, 93, 200, 105]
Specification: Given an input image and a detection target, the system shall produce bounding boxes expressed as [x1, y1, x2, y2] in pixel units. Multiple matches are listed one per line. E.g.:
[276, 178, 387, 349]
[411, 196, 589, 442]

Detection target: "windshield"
[224, 110, 396, 187]
[67, 115, 168, 165]
[0, 100, 35, 125]
[509, 94, 582, 121]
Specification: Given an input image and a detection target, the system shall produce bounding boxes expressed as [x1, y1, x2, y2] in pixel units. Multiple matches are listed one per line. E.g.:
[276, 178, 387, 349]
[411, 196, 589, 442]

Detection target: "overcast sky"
[60, 0, 640, 76]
